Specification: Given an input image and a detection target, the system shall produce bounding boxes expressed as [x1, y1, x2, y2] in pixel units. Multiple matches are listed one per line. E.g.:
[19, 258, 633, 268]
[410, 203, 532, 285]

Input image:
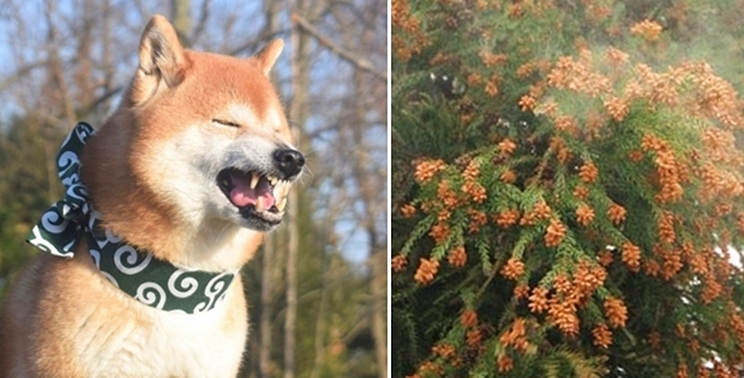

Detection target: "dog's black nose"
[273, 148, 305, 179]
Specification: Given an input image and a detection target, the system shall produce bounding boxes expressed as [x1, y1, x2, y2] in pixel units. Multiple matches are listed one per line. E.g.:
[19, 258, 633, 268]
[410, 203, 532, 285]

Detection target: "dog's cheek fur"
[140, 126, 228, 224]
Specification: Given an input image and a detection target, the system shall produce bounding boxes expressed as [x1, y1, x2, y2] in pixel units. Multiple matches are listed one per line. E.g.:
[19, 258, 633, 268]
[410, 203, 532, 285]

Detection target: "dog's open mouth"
[217, 168, 292, 225]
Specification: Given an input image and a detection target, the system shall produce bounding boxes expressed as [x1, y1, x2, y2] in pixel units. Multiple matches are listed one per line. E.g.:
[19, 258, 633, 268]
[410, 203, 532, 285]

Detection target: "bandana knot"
[27, 123, 237, 314]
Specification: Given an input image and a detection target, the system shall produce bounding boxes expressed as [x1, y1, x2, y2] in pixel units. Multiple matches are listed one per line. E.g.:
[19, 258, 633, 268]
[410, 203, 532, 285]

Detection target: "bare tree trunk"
[284, 1, 312, 376]
[42, 0, 73, 201]
[170, 0, 191, 47]
[259, 234, 275, 378]
[100, 0, 115, 115]
[283, 183, 298, 378]
[347, 1, 388, 374]
[43, 0, 76, 127]
[74, 0, 94, 107]
[369, 246, 387, 378]
[309, 232, 331, 378]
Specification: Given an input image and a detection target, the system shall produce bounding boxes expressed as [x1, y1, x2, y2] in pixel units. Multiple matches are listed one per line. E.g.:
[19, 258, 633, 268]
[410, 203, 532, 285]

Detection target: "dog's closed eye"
[212, 119, 240, 128]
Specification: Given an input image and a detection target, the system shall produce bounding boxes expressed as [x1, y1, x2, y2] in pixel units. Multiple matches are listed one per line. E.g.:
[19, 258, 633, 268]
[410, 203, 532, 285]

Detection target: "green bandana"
[27, 123, 237, 314]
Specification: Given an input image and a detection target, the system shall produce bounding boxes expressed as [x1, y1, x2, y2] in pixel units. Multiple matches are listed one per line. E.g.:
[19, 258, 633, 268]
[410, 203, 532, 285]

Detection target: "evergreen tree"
[393, 1, 744, 376]
[0, 118, 65, 298]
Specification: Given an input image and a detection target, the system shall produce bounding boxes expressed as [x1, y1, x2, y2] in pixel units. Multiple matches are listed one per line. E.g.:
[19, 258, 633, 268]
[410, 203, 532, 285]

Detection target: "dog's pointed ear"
[130, 15, 186, 105]
[255, 39, 284, 76]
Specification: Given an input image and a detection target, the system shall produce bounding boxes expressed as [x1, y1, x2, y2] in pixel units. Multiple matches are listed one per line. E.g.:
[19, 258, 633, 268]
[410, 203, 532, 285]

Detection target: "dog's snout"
[273, 149, 305, 178]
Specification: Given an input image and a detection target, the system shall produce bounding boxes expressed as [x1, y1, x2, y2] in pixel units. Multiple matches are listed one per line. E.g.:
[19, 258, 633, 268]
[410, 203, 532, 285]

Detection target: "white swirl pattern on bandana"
[27, 123, 238, 314]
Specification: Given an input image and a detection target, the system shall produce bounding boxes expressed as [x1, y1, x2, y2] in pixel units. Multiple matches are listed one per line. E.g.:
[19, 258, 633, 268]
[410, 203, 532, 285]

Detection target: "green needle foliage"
[392, 1, 744, 377]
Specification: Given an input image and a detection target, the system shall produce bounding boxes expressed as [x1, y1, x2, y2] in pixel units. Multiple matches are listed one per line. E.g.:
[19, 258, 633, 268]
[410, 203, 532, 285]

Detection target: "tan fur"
[0, 15, 296, 377]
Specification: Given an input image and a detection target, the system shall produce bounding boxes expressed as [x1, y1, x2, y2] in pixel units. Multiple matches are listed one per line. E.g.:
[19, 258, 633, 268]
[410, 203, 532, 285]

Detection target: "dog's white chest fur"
[77, 291, 246, 378]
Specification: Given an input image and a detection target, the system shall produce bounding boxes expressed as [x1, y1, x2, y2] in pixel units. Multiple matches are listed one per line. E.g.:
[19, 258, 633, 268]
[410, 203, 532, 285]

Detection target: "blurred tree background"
[0, 1, 386, 377]
[393, 0, 744, 377]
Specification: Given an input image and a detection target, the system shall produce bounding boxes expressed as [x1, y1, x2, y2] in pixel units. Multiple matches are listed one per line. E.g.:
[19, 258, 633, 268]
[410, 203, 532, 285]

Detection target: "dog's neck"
[27, 123, 243, 314]
[176, 219, 264, 271]
[83, 211, 240, 313]
[94, 206, 262, 272]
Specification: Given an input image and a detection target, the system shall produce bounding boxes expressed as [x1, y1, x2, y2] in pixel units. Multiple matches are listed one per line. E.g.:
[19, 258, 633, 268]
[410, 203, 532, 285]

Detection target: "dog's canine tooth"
[250, 172, 260, 189]
[256, 196, 266, 213]
[276, 197, 287, 212]
[277, 182, 290, 198]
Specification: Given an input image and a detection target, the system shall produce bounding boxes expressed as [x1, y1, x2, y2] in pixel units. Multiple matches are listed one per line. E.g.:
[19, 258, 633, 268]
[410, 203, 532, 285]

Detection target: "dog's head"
[97, 15, 303, 234]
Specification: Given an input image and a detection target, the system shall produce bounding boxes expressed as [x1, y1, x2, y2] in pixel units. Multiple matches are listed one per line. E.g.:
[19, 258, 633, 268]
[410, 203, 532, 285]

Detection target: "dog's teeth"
[275, 183, 288, 199]
[256, 197, 266, 212]
[250, 173, 260, 189]
[273, 182, 286, 199]
[269, 176, 278, 186]
[276, 197, 287, 212]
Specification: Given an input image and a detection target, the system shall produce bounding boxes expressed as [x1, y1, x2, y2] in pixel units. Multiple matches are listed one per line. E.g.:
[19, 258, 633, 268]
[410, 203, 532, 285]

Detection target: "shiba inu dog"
[0, 15, 303, 377]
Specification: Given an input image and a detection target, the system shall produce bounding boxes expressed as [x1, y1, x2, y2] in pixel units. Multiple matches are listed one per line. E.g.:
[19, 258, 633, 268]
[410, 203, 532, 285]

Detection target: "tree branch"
[0, 60, 47, 92]
[290, 13, 386, 81]
[190, 0, 211, 45]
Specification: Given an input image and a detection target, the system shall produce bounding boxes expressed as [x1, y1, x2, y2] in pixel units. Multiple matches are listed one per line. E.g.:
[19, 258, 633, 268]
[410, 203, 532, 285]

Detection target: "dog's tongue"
[229, 172, 275, 210]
